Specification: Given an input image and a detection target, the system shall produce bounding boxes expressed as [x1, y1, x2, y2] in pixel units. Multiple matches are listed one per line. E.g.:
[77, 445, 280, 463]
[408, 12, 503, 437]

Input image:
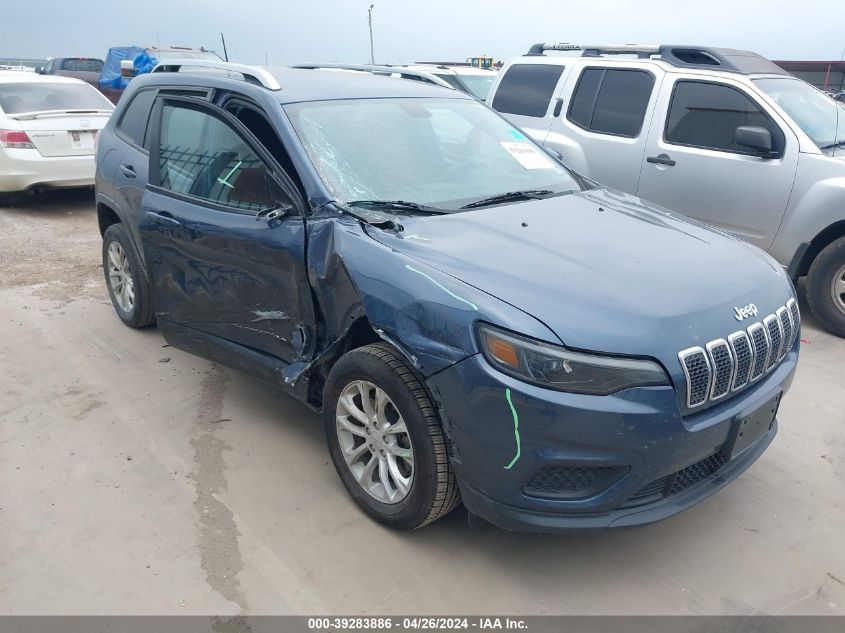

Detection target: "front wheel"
[324, 343, 461, 529]
[806, 236, 845, 338]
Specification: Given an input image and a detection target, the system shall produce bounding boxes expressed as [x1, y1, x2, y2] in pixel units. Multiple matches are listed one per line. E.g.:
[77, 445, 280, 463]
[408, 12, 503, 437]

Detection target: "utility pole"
[368, 4, 375, 65]
[220, 32, 229, 62]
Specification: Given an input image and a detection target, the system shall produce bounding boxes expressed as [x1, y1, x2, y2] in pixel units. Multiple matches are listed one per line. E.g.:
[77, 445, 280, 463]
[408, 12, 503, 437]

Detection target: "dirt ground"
[1, 190, 844, 616]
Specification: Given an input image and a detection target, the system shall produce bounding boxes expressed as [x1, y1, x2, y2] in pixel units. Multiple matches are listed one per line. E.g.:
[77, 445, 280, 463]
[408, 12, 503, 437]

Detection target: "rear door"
[140, 95, 314, 363]
[544, 63, 662, 191]
[636, 77, 799, 250]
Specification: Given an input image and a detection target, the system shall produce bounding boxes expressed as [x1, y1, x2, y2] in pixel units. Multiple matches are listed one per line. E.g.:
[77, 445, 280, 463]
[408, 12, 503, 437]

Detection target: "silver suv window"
[491, 64, 564, 117]
[665, 81, 784, 155]
[567, 68, 655, 138]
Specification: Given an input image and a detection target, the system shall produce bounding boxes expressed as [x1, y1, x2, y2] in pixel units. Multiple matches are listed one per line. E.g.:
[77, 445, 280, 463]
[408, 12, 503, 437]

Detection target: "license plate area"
[722, 393, 780, 460]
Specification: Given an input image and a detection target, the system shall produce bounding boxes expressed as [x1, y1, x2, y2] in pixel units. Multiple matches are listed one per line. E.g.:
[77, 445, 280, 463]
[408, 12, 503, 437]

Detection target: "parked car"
[293, 63, 496, 100]
[94, 59, 799, 532]
[99, 46, 220, 103]
[400, 64, 498, 100]
[0, 71, 113, 196]
[38, 57, 104, 88]
[488, 43, 845, 337]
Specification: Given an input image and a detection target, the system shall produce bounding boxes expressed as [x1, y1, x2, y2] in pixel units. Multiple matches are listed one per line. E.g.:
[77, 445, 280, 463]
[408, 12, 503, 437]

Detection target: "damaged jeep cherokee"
[94, 60, 800, 532]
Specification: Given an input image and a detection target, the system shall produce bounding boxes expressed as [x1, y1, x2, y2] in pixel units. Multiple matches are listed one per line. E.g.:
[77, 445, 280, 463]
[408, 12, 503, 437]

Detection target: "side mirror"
[120, 59, 137, 78]
[734, 126, 775, 157]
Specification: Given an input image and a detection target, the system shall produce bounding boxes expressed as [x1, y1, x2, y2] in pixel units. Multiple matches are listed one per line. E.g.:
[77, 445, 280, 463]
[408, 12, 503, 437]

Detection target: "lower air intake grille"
[624, 452, 726, 507]
[523, 465, 626, 500]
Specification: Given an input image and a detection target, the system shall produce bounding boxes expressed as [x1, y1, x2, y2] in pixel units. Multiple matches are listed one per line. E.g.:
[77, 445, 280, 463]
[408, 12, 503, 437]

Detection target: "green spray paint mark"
[503, 388, 521, 470]
[405, 265, 479, 311]
[216, 160, 243, 189]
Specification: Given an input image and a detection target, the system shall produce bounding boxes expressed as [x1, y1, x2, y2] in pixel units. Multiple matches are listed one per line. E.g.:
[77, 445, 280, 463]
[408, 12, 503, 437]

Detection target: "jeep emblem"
[734, 303, 758, 321]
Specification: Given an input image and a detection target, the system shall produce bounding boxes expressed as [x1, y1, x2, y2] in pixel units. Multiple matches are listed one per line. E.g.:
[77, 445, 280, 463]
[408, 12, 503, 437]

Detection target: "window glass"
[491, 64, 564, 117]
[567, 68, 654, 137]
[158, 103, 278, 212]
[61, 58, 103, 73]
[666, 81, 783, 153]
[457, 74, 495, 101]
[754, 77, 844, 149]
[0, 82, 112, 114]
[117, 89, 156, 147]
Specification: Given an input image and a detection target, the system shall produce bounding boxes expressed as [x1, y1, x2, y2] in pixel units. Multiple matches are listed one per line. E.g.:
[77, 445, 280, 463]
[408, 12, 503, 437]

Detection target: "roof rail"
[292, 63, 455, 89]
[525, 43, 789, 75]
[527, 43, 659, 58]
[152, 59, 281, 90]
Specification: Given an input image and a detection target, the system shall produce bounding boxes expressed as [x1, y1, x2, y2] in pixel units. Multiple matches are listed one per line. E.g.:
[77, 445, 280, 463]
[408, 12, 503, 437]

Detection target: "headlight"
[476, 323, 670, 395]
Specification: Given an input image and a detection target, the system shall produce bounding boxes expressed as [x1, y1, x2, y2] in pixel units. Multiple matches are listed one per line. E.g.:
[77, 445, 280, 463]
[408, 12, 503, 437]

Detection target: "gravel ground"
[1, 190, 843, 616]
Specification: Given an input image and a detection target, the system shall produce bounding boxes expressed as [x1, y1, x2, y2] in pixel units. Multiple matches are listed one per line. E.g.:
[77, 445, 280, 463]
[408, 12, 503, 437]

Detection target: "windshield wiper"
[820, 140, 845, 150]
[460, 189, 555, 209]
[346, 200, 448, 214]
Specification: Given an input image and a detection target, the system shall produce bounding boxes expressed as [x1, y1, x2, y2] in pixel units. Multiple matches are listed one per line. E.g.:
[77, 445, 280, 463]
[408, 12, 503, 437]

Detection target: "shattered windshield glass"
[284, 97, 580, 210]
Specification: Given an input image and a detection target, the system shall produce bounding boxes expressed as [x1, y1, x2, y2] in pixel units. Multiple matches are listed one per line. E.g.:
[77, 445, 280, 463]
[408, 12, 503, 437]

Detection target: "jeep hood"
[365, 189, 793, 364]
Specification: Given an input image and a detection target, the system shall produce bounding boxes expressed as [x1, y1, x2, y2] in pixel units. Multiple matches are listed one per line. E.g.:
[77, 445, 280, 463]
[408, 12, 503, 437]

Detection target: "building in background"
[774, 60, 845, 92]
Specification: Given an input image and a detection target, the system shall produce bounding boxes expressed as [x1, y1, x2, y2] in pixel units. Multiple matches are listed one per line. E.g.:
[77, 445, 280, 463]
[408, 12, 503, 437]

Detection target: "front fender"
[769, 153, 845, 266]
[306, 213, 560, 377]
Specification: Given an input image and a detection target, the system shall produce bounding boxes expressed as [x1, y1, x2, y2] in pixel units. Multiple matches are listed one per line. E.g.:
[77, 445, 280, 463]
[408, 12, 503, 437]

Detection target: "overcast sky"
[6, 0, 845, 65]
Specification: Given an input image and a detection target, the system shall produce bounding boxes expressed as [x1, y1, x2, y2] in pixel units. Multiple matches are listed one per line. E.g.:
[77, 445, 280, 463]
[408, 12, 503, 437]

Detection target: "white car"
[0, 71, 113, 194]
[401, 64, 498, 100]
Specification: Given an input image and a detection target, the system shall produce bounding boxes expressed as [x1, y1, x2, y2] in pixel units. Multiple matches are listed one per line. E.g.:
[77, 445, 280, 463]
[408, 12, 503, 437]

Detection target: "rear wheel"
[324, 343, 461, 529]
[807, 236, 845, 338]
[102, 223, 155, 328]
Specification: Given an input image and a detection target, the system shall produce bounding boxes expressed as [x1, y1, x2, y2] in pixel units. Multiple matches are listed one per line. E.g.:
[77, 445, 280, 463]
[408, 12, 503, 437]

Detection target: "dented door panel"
[140, 188, 314, 364]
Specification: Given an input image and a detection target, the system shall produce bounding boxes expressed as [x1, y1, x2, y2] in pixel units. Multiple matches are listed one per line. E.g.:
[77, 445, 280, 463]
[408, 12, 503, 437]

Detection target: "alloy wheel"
[335, 379, 415, 504]
[107, 241, 135, 313]
[832, 263, 845, 316]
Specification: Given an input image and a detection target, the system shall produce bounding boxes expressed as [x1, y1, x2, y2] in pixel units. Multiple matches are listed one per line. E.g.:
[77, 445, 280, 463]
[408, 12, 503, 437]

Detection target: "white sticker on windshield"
[500, 142, 555, 169]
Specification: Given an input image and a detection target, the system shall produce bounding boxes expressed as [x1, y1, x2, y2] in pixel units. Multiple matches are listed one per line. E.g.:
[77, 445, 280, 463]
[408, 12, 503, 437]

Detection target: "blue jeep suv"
[94, 60, 800, 532]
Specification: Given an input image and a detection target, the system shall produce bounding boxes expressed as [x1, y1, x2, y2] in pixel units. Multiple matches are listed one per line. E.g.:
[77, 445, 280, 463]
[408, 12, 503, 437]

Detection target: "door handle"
[145, 211, 182, 227]
[552, 97, 564, 117]
[119, 164, 136, 178]
[646, 154, 676, 167]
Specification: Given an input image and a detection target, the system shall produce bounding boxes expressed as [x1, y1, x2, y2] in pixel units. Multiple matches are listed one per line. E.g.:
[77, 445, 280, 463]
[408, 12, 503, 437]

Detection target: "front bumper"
[427, 342, 798, 532]
[0, 148, 95, 193]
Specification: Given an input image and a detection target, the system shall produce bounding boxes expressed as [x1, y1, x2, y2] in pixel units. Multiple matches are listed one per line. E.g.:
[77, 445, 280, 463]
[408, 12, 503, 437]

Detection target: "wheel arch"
[97, 201, 121, 237]
[792, 219, 845, 280]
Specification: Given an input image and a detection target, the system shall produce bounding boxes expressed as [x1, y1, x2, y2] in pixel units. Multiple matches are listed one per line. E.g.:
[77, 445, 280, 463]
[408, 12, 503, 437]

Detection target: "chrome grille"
[706, 339, 733, 400]
[748, 323, 769, 382]
[777, 307, 792, 362]
[728, 331, 752, 390]
[764, 315, 783, 369]
[678, 300, 797, 410]
[679, 348, 711, 408]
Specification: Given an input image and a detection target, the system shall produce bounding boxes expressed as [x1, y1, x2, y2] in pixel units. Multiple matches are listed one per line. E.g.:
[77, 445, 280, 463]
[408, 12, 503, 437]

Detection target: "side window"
[116, 89, 157, 148]
[157, 103, 281, 212]
[491, 64, 564, 117]
[567, 68, 655, 137]
[665, 81, 784, 154]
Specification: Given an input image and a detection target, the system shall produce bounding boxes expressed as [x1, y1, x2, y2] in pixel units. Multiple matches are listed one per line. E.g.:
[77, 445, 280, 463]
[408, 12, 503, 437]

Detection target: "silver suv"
[488, 43, 845, 337]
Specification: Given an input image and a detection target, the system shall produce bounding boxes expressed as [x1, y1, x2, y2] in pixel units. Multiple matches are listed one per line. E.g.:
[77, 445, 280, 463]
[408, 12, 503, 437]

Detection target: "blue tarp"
[98, 46, 150, 90]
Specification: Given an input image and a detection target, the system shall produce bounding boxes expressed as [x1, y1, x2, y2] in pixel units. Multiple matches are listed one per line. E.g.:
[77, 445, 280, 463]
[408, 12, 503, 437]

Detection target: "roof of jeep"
[142, 65, 473, 103]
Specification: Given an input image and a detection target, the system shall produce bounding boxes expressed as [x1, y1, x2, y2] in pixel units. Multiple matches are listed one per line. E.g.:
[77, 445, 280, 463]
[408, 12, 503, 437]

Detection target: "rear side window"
[157, 103, 279, 212]
[491, 64, 564, 117]
[567, 68, 655, 137]
[61, 59, 103, 73]
[665, 81, 784, 154]
[116, 89, 156, 148]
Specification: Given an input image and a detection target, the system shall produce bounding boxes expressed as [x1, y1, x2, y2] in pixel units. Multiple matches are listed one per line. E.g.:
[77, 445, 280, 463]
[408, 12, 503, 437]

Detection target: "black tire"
[806, 236, 845, 338]
[324, 343, 461, 529]
[102, 223, 155, 328]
